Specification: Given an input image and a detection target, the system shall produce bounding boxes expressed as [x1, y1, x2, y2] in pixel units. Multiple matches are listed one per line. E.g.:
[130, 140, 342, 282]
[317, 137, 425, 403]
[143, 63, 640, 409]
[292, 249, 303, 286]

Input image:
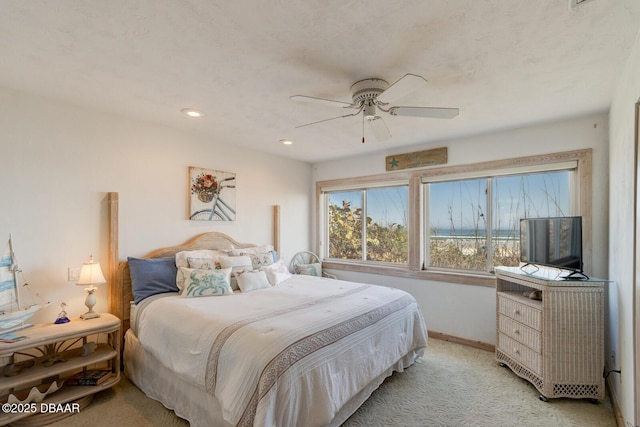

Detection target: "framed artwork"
[188, 167, 236, 221]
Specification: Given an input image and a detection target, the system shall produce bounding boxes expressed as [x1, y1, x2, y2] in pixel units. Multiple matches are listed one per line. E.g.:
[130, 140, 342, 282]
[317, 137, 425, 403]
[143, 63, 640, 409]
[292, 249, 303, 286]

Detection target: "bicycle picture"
[189, 167, 236, 221]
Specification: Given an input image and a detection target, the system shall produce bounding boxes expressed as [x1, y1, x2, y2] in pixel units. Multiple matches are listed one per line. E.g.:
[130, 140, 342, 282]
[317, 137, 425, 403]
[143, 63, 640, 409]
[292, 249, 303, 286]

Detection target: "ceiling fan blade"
[295, 110, 362, 128]
[368, 116, 392, 141]
[390, 106, 459, 119]
[290, 95, 353, 108]
[376, 73, 428, 104]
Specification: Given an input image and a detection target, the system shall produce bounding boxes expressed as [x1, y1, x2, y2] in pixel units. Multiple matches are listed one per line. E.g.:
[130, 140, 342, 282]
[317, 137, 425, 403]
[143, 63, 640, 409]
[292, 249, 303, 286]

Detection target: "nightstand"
[495, 267, 605, 401]
[0, 313, 120, 425]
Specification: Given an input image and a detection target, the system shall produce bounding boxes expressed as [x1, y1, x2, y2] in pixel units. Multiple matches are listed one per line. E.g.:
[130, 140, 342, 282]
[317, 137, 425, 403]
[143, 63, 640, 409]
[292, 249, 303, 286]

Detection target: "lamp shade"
[77, 256, 107, 287]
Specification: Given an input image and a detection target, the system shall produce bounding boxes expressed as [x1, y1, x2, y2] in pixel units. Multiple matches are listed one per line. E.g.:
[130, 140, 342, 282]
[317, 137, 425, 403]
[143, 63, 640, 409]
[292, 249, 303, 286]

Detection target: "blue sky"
[429, 171, 570, 230]
[328, 186, 408, 227]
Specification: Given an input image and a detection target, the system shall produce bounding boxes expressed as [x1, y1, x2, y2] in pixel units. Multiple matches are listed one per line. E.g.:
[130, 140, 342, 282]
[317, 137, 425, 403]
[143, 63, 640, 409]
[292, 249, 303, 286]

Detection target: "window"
[426, 170, 571, 273]
[326, 185, 409, 264]
[428, 178, 488, 271]
[317, 150, 592, 286]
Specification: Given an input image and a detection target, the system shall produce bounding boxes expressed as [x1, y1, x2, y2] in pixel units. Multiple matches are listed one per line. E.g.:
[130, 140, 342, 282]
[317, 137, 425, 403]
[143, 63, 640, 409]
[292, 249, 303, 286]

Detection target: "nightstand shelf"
[0, 313, 120, 425]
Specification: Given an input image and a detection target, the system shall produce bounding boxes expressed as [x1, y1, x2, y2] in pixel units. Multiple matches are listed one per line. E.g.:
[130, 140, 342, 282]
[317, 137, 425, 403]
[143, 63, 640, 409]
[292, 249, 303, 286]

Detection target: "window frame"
[423, 168, 575, 274]
[322, 180, 411, 266]
[316, 149, 593, 287]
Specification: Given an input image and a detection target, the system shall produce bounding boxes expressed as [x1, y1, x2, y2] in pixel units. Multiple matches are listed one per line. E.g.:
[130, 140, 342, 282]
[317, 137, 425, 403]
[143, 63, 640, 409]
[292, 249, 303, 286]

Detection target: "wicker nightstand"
[0, 313, 120, 425]
[495, 267, 606, 401]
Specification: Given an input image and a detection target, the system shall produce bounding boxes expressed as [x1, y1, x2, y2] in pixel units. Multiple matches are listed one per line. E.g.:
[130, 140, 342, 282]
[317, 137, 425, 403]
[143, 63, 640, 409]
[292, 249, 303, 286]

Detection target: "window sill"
[322, 260, 496, 287]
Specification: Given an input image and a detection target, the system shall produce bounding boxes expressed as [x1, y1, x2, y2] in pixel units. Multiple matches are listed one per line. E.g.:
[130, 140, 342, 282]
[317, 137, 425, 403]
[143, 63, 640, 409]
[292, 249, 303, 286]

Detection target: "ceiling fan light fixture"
[181, 108, 204, 118]
[363, 103, 377, 120]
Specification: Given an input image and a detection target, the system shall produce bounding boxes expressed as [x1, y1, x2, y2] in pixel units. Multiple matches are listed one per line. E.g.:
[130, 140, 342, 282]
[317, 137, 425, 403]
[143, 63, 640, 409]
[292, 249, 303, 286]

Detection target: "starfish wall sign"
[385, 147, 447, 171]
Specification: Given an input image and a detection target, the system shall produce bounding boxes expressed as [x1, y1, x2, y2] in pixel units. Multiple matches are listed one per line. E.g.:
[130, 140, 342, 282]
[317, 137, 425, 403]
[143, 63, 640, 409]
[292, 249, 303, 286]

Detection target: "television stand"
[560, 270, 590, 280]
[495, 266, 606, 401]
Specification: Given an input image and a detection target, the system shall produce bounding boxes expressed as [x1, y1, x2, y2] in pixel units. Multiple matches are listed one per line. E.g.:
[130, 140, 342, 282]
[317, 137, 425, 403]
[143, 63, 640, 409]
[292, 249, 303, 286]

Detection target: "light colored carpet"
[49, 338, 616, 427]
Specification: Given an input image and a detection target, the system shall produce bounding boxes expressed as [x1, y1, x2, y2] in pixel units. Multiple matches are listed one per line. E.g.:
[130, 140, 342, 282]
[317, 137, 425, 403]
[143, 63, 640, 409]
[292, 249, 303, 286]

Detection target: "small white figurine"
[54, 302, 70, 324]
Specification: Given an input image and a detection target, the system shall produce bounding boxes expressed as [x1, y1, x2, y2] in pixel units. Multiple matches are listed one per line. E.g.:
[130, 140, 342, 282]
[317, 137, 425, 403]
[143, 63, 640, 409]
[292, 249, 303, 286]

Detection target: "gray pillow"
[128, 257, 179, 304]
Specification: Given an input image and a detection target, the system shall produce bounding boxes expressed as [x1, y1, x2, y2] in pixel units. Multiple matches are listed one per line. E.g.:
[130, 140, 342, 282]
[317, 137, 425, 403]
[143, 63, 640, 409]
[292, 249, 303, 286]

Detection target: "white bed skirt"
[124, 329, 422, 427]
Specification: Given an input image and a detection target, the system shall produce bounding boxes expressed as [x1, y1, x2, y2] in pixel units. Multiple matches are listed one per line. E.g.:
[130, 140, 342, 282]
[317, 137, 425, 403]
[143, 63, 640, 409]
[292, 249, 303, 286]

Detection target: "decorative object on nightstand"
[77, 256, 106, 320]
[54, 302, 70, 324]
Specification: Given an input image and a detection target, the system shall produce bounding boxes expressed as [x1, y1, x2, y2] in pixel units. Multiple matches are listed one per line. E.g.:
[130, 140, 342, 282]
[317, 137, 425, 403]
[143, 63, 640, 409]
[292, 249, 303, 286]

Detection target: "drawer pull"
[513, 329, 520, 335]
[513, 309, 520, 315]
[513, 348, 520, 355]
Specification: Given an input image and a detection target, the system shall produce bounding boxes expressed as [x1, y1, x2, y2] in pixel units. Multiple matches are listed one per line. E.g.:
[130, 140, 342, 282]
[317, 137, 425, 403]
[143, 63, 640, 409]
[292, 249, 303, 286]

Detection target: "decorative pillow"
[261, 259, 292, 285]
[246, 252, 275, 269]
[175, 250, 222, 290]
[295, 263, 322, 277]
[128, 257, 179, 304]
[219, 255, 253, 290]
[180, 267, 233, 297]
[187, 257, 220, 270]
[236, 270, 272, 293]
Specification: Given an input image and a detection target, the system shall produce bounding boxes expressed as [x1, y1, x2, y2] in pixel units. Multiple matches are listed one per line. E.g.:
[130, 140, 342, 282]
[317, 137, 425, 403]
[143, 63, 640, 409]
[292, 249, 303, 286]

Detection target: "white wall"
[609, 28, 640, 427]
[0, 86, 311, 324]
[312, 113, 610, 345]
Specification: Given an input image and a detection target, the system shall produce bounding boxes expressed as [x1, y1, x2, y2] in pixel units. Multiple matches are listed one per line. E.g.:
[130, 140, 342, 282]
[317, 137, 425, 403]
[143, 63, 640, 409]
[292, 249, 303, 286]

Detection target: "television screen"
[519, 216, 583, 272]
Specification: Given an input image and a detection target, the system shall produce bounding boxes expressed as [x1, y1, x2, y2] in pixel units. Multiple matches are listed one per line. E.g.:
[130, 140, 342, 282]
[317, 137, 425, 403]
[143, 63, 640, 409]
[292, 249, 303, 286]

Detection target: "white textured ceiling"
[0, 1, 638, 163]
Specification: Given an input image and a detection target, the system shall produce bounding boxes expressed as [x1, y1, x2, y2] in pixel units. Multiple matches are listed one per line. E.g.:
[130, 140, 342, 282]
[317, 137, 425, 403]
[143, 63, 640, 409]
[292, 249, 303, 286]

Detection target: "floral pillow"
[230, 245, 277, 269]
[246, 252, 275, 269]
[261, 259, 292, 285]
[187, 257, 220, 270]
[180, 267, 233, 297]
[295, 263, 322, 277]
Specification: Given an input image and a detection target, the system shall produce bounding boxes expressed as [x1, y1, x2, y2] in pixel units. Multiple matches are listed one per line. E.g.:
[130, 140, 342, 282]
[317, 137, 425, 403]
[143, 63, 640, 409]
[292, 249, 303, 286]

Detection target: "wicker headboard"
[113, 232, 257, 341]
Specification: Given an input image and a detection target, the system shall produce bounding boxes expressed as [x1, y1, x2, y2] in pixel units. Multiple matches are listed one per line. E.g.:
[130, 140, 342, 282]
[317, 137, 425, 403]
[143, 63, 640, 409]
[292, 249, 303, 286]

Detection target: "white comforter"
[135, 275, 427, 427]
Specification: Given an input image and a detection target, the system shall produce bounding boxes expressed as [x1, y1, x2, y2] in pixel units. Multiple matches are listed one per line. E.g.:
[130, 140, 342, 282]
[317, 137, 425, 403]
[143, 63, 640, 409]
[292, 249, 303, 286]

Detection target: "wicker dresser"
[495, 266, 606, 401]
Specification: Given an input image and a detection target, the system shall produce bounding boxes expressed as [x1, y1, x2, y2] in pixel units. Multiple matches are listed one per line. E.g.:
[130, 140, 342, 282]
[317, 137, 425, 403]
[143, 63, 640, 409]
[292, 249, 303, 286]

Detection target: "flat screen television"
[519, 216, 586, 279]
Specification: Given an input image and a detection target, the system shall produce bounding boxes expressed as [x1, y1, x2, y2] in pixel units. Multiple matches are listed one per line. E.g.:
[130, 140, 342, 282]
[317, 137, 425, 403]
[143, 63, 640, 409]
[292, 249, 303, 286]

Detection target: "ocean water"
[430, 228, 518, 240]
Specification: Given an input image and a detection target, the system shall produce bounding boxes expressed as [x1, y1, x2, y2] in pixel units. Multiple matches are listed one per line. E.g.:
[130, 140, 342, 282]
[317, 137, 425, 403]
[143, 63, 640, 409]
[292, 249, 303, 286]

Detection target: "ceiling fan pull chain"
[362, 110, 365, 143]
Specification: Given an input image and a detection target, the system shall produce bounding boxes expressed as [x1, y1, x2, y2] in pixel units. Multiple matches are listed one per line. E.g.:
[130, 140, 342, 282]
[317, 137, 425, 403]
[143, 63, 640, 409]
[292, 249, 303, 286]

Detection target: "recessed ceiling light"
[181, 108, 204, 118]
[280, 139, 293, 145]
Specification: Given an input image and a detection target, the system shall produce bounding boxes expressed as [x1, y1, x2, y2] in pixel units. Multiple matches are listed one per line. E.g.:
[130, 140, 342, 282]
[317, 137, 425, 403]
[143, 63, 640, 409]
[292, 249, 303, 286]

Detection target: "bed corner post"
[273, 205, 280, 254]
[107, 192, 120, 320]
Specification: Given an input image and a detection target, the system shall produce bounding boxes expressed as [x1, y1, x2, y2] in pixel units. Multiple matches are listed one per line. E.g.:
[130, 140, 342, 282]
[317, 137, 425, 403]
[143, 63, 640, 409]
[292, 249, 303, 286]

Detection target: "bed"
[115, 232, 428, 427]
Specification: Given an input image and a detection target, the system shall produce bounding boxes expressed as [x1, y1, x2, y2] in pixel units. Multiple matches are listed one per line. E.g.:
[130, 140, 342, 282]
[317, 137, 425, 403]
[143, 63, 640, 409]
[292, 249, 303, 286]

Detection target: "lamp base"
[80, 311, 100, 320]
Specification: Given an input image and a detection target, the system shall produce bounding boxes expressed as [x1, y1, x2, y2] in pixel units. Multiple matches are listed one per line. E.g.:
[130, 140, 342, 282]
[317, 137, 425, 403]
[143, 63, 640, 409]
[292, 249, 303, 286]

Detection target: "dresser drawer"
[498, 333, 542, 375]
[498, 315, 541, 352]
[498, 294, 541, 330]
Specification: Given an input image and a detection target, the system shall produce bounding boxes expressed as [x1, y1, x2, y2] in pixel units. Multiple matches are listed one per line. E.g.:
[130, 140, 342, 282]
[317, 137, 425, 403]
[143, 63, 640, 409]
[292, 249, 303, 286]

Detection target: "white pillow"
[219, 255, 253, 290]
[175, 250, 222, 290]
[262, 259, 292, 285]
[180, 267, 233, 297]
[236, 270, 271, 293]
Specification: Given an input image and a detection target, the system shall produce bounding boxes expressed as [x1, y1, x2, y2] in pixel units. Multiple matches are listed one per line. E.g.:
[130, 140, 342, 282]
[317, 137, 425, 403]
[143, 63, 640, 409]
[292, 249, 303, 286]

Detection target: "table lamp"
[77, 255, 106, 320]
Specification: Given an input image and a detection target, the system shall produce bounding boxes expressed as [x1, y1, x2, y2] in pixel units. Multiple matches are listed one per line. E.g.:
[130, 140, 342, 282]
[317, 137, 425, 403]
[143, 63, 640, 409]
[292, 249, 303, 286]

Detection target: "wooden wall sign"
[386, 147, 447, 171]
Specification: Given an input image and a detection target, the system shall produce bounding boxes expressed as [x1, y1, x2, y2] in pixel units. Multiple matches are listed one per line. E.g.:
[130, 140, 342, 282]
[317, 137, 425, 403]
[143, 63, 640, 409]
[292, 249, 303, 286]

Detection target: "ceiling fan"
[290, 73, 459, 143]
